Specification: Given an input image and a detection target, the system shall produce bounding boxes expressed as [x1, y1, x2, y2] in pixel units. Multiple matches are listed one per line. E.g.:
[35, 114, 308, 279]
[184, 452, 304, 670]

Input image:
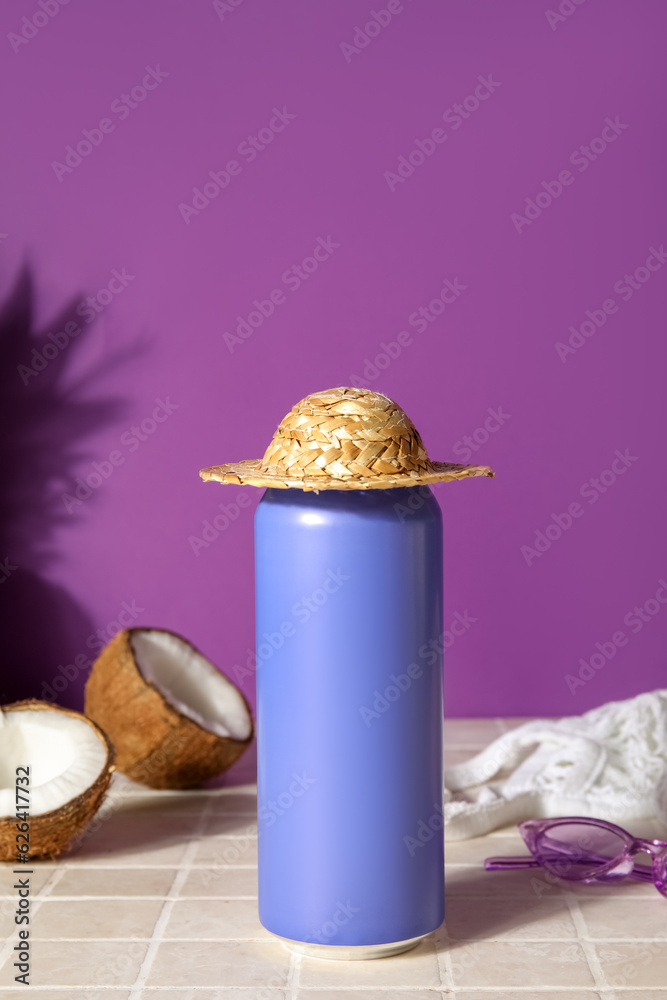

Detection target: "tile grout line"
[287, 949, 301, 1000]
[562, 889, 610, 994]
[435, 921, 455, 993]
[126, 794, 216, 999]
[0, 864, 66, 974]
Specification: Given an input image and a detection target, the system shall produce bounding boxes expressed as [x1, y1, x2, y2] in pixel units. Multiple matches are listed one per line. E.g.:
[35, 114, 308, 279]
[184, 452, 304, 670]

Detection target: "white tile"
[295, 992, 439, 1000]
[64, 806, 198, 867]
[0, 992, 130, 1000]
[138, 992, 285, 1000]
[446, 864, 566, 897]
[49, 866, 177, 897]
[0, 864, 58, 896]
[30, 898, 163, 939]
[608, 993, 667, 999]
[445, 894, 577, 941]
[455, 994, 601, 1000]
[146, 939, 289, 988]
[0, 940, 148, 987]
[194, 834, 258, 866]
[595, 940, 667, 988]
[164, 898, 270, 939]
[1, 717, 653, 997]
[67, 834, 191, 867]
[206, 791, 257, 813]
[179, 866, 258, 898]
[202, 813, 258, 837]
[578, 893, 667, 938]
[449, 940, 596, 989]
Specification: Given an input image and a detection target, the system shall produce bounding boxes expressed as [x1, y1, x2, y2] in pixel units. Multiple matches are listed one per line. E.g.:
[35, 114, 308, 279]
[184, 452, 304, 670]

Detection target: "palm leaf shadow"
[0, 265, 143, 708]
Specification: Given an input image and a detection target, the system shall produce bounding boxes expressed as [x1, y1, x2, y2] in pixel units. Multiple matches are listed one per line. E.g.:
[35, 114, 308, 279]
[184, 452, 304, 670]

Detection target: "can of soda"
[255, 485, 444, 959]
[199, 385, 493, 958]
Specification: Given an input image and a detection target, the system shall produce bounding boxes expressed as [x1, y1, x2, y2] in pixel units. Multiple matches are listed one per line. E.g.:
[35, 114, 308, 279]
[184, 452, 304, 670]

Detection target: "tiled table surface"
[1, 717, 666, 1000]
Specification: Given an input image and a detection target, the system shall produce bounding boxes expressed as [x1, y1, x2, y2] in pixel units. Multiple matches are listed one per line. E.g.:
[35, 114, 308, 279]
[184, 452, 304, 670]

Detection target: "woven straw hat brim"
[199, 459, 494, 491]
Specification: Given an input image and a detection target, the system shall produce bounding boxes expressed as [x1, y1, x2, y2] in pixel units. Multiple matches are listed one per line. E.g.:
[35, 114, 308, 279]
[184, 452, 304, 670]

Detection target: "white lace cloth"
[444, 689, 667, 840]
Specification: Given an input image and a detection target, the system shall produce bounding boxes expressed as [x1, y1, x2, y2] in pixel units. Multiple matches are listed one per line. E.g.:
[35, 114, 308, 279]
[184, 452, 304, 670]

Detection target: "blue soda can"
[199, 386, 493, 960]
[255, 485, 444, 959]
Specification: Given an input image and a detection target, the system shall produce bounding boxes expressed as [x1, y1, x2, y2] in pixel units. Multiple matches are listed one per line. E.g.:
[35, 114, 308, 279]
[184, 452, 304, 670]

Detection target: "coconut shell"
[0, 700, 114, 861]
[84, 628, 254, 789]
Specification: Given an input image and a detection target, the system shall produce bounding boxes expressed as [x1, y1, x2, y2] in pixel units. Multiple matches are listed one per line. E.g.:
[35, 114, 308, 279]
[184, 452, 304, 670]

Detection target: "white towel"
[444, 689, 667, 840]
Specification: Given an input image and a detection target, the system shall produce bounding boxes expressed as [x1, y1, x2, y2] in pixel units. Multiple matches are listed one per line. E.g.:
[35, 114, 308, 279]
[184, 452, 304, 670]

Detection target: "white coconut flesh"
[0, 709, 108, 818]
[131, 630, 252, 741]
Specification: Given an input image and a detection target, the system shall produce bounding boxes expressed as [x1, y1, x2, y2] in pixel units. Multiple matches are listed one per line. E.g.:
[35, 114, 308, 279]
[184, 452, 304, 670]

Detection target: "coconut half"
[84, 628, 254, 789]
[0, 700, 114, 861]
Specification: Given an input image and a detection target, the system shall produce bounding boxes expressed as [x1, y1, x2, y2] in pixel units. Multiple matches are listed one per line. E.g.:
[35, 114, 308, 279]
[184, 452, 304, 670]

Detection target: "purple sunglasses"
[484, 816, 667, 896]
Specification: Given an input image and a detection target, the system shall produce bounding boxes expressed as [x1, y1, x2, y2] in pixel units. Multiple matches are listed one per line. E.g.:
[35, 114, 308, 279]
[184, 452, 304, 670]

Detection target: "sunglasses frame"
[484, 815, 667, 896]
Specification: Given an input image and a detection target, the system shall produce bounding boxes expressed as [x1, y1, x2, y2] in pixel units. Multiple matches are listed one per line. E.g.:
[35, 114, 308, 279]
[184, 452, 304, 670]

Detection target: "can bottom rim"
[273, 932, 426, 961]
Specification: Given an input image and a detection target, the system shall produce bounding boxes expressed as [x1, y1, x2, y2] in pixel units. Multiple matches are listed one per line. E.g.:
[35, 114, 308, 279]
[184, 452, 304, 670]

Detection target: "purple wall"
[1, 0, 665, 717]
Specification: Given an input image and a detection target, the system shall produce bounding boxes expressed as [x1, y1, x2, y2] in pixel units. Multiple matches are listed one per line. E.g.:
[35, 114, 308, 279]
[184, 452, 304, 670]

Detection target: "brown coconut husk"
[0, 700, 114, 861]
[84, 628, 254, 789]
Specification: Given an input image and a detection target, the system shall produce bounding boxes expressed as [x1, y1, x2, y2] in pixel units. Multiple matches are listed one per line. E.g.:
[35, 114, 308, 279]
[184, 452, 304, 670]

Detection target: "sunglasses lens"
[536, 822, 627, 880]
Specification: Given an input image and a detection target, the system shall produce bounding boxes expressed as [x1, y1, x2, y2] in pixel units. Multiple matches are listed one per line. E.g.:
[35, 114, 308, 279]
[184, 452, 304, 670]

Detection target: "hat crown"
[260, 386, 430, 482]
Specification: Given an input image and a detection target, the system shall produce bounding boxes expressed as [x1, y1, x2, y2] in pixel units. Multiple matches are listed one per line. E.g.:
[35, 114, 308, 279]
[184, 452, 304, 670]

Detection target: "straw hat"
[199, 386, 494, 492]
